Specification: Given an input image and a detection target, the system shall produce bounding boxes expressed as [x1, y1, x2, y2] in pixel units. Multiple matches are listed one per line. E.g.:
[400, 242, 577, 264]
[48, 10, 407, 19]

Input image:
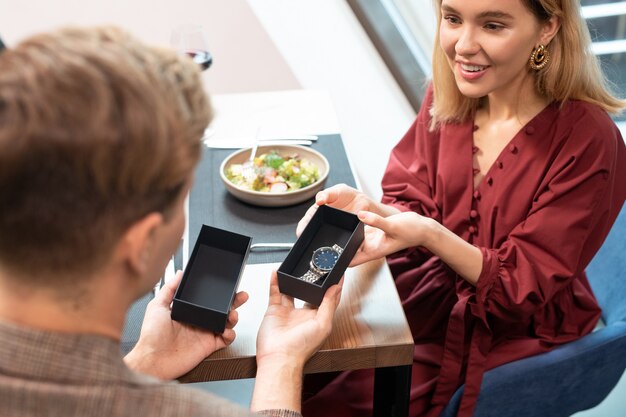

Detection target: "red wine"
[186, 49, 212, 71]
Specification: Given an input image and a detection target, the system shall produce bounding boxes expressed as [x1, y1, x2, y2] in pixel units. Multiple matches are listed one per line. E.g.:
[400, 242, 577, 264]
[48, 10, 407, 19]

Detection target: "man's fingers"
[225, 309, 239, 329]
[281, 293, 295, 308]
[267, 270, 283, 307]
[220, 328, 236, 346]
[315, 282, 342, 332]
[231, 291, 249, 310]
[154, 270, 183, 306]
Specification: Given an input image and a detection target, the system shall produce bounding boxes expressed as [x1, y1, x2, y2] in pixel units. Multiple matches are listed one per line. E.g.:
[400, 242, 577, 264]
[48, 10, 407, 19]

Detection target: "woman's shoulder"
[558, 99, 618, 133]
[550, 99, 623, 148]
[545, 100, 625, 174]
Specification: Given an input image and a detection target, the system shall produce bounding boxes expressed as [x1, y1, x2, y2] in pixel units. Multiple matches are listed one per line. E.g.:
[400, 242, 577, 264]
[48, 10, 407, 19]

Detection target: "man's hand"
[256, 271, 342, 367]
[124, 271, 248, 380]
[251, 270, 342, 412]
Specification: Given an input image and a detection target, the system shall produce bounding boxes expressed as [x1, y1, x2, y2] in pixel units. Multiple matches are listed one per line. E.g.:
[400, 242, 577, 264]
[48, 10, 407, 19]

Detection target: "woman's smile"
[457, 61, 490, 80]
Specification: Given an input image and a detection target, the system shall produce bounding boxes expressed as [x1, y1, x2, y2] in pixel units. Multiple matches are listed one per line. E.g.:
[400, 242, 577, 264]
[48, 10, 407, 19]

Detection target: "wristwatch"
[300, 244, 344, 283]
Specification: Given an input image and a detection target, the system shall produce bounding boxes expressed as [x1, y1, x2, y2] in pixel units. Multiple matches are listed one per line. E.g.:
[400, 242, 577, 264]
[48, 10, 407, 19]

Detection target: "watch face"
[312, 246, 340, 272]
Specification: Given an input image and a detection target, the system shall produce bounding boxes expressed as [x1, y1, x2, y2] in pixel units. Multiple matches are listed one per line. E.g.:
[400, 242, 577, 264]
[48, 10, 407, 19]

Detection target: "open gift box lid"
[171, 225, 251, 333]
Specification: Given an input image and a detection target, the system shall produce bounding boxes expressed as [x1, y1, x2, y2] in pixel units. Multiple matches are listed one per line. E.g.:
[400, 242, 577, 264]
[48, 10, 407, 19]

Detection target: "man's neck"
[0, 268, 131, 340]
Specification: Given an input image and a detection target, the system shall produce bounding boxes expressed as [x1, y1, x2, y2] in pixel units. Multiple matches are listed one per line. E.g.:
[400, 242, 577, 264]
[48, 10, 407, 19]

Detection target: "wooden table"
[178, 259, 414, 416]
[176, 90, 414, 415]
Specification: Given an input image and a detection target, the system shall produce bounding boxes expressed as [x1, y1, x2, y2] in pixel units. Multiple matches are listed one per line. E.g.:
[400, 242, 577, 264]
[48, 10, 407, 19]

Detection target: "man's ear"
[540, 15, 561, 46]
[117, 212, 164, 276]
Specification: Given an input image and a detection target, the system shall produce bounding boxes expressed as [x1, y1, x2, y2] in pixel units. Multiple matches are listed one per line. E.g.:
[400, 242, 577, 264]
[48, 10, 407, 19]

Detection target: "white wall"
[247, 0, 416, 199]
[1, 0, 415, 199]
[0, 0, 301, 95]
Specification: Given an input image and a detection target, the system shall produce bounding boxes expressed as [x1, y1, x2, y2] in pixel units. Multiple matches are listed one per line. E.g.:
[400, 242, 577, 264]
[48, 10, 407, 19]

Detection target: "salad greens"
[226, 150, 320, 193]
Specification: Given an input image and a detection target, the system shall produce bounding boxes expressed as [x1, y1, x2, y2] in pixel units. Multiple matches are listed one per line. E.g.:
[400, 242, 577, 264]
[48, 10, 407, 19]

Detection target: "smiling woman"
[431, 0, 623, 129]
[352, 0, 626, 126]
[300, 1, 626, 416]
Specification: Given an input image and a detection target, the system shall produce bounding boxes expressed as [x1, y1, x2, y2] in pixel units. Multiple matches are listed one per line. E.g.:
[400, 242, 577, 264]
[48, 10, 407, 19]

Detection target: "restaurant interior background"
[1, 0, 624, 415]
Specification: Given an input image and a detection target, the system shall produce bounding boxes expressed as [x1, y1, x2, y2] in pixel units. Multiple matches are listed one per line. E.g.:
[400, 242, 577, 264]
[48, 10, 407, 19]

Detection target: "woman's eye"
[443, 15, 461, 25]
[484, 23, 504, 31]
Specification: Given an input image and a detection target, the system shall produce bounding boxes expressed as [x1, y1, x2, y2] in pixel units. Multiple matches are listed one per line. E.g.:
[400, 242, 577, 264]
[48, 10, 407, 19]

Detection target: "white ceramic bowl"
[219, 144, 329, 207]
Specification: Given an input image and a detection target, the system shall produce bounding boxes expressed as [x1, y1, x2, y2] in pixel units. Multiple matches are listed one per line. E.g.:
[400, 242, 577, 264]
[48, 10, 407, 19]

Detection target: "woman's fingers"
[297, 204, 319, 236]
[357, 210, 388, 230]
[317, 184, 351, 206]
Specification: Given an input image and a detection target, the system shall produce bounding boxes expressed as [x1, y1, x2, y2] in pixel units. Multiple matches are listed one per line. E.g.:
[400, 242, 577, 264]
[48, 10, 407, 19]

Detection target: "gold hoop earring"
[529, 44, 550, 70]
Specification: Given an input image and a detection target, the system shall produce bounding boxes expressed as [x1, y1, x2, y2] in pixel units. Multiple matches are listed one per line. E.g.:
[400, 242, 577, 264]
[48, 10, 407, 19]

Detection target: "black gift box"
[277, 205, 364, 305]
[171, 225, 251, 333]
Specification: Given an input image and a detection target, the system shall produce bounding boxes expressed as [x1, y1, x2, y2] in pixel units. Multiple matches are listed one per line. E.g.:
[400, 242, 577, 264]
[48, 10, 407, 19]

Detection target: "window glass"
[364, 0, 626, 126]
[582, 0, 626, 122]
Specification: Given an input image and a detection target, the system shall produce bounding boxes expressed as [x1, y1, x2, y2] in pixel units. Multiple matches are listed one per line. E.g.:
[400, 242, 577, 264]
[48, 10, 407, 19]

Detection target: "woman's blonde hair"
[430, 0, 625, 129]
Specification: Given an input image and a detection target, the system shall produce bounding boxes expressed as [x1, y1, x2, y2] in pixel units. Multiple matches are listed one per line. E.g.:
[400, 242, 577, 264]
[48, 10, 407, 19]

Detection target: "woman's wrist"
[419, 218, 482, 285]
[421, 216, 442, 250]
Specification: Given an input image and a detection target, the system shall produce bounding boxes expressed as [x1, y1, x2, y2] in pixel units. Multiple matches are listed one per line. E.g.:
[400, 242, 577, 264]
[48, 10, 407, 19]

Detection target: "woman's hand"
[124, 270, 249, 380]
[296, 184, 376, 236]
[350, 210, 436, 266]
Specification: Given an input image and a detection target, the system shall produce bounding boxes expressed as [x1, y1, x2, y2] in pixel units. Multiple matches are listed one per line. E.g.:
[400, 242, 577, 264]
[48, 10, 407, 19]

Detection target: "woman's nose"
[455, 28, 480, 56]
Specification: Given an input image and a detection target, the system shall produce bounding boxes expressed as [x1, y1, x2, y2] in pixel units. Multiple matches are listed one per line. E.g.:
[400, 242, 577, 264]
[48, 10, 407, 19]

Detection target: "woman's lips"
[457, 62, 489, 80]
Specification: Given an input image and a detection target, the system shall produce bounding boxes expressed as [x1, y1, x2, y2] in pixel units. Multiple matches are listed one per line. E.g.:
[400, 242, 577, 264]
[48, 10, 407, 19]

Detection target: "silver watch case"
[300, 244, 343, 283]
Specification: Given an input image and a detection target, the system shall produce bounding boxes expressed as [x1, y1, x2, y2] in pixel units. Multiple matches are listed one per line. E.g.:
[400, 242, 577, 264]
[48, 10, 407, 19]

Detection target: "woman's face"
[439, 0, 546, 99]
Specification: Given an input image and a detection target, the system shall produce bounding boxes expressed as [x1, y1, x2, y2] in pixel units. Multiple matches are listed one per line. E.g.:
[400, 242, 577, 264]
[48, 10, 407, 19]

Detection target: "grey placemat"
[189, 134, 357, 264]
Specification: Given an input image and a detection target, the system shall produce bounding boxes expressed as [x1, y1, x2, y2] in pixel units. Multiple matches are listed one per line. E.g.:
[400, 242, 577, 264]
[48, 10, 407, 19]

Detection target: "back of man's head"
[0, 27, 212, 287]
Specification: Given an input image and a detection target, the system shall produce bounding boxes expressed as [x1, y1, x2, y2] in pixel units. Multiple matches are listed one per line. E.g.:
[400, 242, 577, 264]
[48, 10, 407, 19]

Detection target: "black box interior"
[278, 205, 364, 305]
[171, 225, 251, 333]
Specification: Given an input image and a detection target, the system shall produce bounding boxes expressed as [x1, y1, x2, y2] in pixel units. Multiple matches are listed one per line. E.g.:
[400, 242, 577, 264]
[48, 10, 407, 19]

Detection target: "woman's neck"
[480, 74, 550, 124]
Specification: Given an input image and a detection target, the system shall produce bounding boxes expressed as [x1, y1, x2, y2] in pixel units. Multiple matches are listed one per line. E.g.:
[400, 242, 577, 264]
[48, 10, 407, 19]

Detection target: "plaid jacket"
[0, 320, 300, 417]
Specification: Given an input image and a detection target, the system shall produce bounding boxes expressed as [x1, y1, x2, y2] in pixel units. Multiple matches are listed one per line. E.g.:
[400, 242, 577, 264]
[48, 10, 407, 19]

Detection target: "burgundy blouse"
[381, 86, 626, 416]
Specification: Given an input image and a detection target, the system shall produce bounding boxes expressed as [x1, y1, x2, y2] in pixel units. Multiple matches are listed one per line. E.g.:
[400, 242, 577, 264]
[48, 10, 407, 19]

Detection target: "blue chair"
[441, 206, 626, 417]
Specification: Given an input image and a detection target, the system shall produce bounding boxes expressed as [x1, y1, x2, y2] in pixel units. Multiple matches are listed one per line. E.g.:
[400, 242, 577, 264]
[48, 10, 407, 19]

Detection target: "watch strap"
[300, 269, 323, 283]
[332, 244, 343, 254]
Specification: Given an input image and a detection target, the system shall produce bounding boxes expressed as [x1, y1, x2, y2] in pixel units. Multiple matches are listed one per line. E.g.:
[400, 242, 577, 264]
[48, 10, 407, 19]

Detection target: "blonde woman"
[299, 0, 626, 416]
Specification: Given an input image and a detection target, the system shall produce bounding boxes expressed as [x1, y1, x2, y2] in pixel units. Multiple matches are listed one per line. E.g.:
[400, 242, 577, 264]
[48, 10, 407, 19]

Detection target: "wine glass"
[170, 24, 213, 71]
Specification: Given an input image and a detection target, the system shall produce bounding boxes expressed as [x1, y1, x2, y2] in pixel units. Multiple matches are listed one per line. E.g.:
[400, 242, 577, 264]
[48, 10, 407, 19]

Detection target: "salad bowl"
[219, 144, 329, 207]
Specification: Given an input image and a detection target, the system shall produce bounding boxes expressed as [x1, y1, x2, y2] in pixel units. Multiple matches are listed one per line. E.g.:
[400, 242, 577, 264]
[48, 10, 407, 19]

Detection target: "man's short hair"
[0, 27, 212, 284]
